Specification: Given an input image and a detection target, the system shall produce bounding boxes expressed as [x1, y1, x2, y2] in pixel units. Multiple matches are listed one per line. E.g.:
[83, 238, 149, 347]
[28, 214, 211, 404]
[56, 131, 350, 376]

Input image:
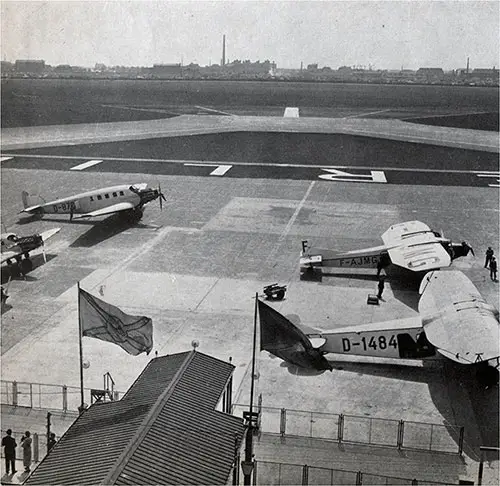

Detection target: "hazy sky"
[1, 0, 498, 69]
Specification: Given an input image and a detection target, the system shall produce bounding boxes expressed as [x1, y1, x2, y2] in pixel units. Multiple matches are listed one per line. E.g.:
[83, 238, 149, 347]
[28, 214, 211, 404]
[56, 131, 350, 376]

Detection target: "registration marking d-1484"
[319, 168, 387, 183]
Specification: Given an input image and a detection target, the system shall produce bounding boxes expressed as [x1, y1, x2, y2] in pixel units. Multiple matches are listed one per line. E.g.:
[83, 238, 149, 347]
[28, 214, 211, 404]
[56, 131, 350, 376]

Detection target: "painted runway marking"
[284, 107, 300, 117]
[0, 157, 13, 163]
[319, 168, 387, 183]
[70, 159, 103, 171]
[266, 181, 316, 265]
[3, 153, 495, 175]
[184, 162, 232, 176]
[475, 171, 500, 188]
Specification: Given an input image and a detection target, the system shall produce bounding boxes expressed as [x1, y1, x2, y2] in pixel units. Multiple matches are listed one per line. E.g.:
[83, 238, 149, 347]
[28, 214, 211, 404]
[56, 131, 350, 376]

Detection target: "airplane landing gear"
[123, 208, 144, 224]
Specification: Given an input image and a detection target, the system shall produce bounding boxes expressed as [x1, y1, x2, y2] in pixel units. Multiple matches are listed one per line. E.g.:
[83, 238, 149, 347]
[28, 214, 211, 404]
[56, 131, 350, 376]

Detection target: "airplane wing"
[382, 221, 451, 271]
[72, 202, 136, 219]
[419, 271, 500, 364]
[40, 228, 61, 242]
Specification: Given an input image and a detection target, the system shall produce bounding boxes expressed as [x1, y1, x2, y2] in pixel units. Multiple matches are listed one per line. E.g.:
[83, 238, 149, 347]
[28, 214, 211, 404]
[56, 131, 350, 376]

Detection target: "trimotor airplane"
[300, 221, 474, 277]
[1, 227, 61, 275]
[259, 270, 500, 386]
[21, 183, 166, 223]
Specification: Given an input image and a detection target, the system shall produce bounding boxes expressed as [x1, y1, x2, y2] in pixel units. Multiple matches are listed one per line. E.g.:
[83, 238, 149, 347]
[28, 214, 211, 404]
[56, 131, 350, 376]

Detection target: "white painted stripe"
[284, 107, 300, 118]
[209, 165, 232, 176]
[70, 159, 103, 171]
[0, 157, 13, 162]
[184, 162, 232, 176]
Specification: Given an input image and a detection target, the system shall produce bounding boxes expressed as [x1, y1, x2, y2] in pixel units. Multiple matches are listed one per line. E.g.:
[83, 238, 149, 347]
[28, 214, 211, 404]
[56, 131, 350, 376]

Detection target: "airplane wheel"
[20, 259, 33, 275]
[275, 290, 285, 300]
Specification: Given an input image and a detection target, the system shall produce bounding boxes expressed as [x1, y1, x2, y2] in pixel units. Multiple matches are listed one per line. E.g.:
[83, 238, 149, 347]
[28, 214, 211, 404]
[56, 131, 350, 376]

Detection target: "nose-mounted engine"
[130, 185, 166, 208]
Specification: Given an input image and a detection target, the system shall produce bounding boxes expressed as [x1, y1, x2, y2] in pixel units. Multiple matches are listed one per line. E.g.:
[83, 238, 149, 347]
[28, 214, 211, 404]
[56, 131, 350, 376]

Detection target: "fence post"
[338, 414, 344, 444]
[397, 420, 404, 449]
[280, 408, 286, 437]
[429, 424, 434, 451]
[302, 464, 309, 485]
[12, 381, 18, 406]
[356, 471, 362, 485]
[458, 426, 464, 455]
[33, 433, 39, 462]
[30, 383, 33, 408]
[62, 385, 67, 412]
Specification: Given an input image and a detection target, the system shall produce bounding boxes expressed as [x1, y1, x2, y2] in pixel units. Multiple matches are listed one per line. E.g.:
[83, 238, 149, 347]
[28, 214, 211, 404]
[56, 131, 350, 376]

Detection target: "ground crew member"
[485, 247, 494, 268]
[377, 276, 385, 299]
[489, 257, 497, 281]
[461, 241, 475, 257]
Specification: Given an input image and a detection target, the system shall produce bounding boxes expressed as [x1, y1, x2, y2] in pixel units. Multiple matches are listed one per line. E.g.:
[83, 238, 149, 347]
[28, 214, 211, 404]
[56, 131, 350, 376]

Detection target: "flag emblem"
[79, 287, 153, 356]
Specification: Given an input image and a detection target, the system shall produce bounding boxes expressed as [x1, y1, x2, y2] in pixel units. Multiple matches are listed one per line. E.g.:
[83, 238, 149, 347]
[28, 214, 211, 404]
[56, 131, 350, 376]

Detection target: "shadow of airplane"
[1, 253, 56, 283]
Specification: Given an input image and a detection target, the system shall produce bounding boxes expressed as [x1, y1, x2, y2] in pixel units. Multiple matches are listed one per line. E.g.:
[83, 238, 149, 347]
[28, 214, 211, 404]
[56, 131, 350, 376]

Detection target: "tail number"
[342, 335, 398, 352]
[53, 201, 77, 213]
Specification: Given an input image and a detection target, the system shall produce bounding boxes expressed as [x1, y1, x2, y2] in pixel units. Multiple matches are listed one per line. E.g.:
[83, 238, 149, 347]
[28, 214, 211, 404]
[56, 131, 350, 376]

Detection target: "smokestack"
[222, 35, 226, 66]
[466, 57, 470, 74]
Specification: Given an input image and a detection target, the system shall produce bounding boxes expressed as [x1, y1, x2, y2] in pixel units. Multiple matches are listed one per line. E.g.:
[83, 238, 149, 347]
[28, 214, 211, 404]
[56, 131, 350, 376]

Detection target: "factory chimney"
[222, 35, 226, 66]
[466, 57, 470, 74]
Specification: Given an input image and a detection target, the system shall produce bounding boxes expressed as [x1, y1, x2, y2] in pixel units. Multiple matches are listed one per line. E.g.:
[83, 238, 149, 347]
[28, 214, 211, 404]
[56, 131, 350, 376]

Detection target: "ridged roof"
[26, 351, 244, 485]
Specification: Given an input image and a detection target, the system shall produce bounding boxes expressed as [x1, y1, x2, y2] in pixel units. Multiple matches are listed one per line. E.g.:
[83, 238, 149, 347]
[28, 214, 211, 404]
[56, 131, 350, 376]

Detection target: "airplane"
[21, 183, 166, 223]
[1, 227, 61, 276]
[300, 221, 474, 277]
[258, 270, 500, 387]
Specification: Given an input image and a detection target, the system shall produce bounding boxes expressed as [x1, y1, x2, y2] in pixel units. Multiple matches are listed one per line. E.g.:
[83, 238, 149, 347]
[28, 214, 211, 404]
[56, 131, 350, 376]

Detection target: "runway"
[1, 113, 499, 483]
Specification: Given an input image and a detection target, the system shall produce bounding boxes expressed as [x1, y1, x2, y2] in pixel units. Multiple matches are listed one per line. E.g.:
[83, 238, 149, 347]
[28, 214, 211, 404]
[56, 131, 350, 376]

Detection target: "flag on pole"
[79, 288, 153, 356]
[258, 299, 332, 371]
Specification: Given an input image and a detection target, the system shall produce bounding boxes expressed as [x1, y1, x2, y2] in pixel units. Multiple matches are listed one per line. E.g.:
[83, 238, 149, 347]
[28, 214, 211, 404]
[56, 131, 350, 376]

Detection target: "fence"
[253, 461, 450, 486]
[1, 380, 122, 412]
[232, 404, 464, 455]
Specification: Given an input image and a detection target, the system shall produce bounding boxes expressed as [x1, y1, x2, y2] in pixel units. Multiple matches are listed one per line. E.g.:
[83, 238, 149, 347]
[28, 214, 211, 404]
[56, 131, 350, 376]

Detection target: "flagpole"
[243, 292, 258, 485]
[77, 282, 85, 412]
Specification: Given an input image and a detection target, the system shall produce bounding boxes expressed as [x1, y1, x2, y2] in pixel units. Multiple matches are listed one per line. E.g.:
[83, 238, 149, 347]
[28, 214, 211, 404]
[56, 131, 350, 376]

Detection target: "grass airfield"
[1, 161, 499, 482]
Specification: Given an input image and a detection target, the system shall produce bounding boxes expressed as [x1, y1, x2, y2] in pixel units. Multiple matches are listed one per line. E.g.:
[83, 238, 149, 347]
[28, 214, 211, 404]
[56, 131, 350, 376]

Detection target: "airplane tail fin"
[21, 191, 45, 214]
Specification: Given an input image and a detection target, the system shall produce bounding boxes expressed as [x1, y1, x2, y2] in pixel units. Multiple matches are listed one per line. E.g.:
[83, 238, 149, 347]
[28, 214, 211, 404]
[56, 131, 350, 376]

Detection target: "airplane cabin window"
[90, 196, 94, 202]
[97, 195, 102, 200]
[105, 194, 110, 199]
[113, 192, 117, 197]
[119, 191, 124, 196]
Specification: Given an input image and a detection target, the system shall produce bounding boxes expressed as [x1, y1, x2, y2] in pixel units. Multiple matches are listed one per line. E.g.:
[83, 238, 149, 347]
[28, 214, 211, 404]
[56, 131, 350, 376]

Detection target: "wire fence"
[232, 404, 464, 455]
[1, 380, 122, 412]
[253, 461, 451, 486]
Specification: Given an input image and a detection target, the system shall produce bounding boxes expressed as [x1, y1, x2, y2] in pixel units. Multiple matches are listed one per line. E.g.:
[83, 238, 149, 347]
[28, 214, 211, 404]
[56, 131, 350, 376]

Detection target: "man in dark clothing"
[377, 276, 385, 299]
[2, 429, 17, 475]
[485, 247, 494, 268]
[461, 241, 475, 257]
[48, 433, 57, 452]
[489, 257, 497, 281]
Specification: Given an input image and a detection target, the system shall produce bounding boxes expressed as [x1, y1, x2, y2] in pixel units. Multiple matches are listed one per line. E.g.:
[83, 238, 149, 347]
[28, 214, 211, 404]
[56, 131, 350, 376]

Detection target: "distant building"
[151, 63, 182, 78]
[15, 59, 45, 74]
[416, 67, 444, 81]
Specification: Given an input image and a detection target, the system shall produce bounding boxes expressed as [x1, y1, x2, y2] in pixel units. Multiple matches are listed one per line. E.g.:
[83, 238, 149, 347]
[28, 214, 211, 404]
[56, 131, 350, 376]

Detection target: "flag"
[258, 299, 332, 371]
[79, 288, 153, 356]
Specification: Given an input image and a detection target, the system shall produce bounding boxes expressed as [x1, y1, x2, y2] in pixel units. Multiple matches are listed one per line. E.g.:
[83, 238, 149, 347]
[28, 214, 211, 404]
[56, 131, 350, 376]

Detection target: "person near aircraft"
[485, 247, 494, 268]
[489, 257, 498, 282]
[2, 429, 17, 475]
[460, 241, 475, 257]
[377, 276, 385, 300]
[376, 253, 390, 277]
[48, 433, 57, 452]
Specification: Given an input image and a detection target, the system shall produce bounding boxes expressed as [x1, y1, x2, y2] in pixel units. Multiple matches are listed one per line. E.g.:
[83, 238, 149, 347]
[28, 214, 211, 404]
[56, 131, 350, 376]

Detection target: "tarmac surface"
[1, 114, 499, 484]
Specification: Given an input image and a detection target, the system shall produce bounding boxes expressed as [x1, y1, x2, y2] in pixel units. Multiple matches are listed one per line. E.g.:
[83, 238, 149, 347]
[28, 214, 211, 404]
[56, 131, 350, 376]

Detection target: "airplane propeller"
[157, 184, 166, 210]
[42, 241, 47, 263]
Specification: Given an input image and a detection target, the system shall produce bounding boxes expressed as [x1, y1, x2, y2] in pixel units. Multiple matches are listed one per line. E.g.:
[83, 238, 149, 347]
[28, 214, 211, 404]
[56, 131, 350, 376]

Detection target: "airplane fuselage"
[33, 185, 142, 216]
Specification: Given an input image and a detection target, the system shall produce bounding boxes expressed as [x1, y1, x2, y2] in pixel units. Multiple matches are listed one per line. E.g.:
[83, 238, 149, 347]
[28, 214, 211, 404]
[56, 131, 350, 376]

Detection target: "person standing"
[48, 433, 57, 452]
[489, 257, 498, 282]
[20, 431, 32, 473]
[2, 429, 17, 475]
[485, 247, 494, 268]
[377, 276, 385, 300]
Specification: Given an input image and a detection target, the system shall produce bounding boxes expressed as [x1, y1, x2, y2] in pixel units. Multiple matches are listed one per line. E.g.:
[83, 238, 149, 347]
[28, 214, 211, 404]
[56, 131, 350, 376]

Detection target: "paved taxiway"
[1, 117, 499, 483]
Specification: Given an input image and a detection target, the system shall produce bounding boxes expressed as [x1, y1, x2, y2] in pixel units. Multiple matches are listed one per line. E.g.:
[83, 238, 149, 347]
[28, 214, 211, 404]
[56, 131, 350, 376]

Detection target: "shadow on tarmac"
[0, 254, 56, 284]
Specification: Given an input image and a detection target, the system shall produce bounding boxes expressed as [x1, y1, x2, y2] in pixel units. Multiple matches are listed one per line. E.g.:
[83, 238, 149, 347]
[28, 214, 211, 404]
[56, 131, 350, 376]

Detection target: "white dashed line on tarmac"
[184, 162, 233, 176]
[70, 159, 104, 171]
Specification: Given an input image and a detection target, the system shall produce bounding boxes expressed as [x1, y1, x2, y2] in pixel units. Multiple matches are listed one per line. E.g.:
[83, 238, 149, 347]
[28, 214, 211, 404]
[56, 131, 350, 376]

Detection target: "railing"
[232, 404, 464, 455]
[1, 380, 123, 412]
[253, 461, 450, 486]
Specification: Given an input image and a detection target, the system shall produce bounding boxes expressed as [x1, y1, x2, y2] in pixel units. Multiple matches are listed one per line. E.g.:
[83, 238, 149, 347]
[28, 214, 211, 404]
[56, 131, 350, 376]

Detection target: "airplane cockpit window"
[97, 195, 102, 200]
[105, 194, 110, 199]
